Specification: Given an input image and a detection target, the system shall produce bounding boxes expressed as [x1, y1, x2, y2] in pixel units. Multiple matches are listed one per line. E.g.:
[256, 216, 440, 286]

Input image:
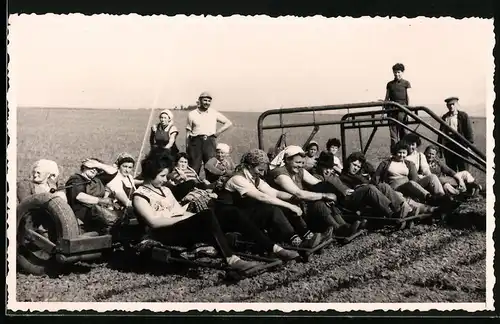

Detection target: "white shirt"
[186, 108, 231, 137]
[225, 168, 275, 197]
[445, 112, 458, 131]
[405, 151, 431, 176]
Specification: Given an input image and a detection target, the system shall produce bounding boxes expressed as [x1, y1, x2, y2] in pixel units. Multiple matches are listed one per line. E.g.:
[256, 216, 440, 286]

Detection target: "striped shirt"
[168, 166, 202, 186]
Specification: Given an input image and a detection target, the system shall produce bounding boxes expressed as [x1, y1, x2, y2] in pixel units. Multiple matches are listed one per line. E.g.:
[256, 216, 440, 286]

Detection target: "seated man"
[217, 148, 323, 248]
[424, 145, 482, 196]
[268, 145, 361, 238]
[17, 159, 66, 203]
[65, 158, 121, 234]
[373, 141, 450, 206]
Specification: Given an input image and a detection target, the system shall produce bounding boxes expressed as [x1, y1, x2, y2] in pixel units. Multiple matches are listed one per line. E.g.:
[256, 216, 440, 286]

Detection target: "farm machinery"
[15, 101, 487, 278]
[257, 100, 487, 229]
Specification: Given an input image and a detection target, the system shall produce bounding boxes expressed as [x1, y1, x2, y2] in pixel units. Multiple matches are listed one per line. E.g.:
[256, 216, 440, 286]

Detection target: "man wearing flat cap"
[186, 91, 233, 174]
[437, 96, 474, 172]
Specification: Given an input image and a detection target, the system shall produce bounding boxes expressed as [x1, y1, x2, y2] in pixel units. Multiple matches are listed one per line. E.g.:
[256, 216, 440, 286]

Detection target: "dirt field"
[13, 107, 488, 303]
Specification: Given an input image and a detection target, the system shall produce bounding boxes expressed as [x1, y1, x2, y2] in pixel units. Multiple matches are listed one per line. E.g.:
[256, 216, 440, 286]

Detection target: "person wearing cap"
[384, 63, 412, 152]
[204, 143, 236, 183]
[65, 158, 120, 234]
[17, 159, 66, 203]
[216, 148, 322, 249]
[149, 109, 180, 158]
[268, 145, 361, 238]
[186, 92, 233, 174]
[437, 96, 474, 172]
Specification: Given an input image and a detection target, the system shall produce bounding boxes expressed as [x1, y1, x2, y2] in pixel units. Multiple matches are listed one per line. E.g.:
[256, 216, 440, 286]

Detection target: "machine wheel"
[16, 193, 80, 275]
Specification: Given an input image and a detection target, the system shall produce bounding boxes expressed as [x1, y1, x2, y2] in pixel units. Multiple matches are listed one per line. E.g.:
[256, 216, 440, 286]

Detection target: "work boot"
[334, 224, 351, 237]
[229, 258, 260, 272]
[290, 235, 303, 247]
[300, 232, 322, 248]
[321, 226, 334, 241]
[359, 219, 368, 230]
[348, 220, 361, 235]
[397, 202, 413, 219]
[274, 248, 300, 261]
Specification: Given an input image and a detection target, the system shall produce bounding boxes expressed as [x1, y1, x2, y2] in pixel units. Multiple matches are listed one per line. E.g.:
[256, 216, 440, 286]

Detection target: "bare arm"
[274, 175, 324, 201]
[165, 132, 178, 149]
[243, 188, 299, 212]
[133, 196, 195, 229]
[215, 112, 233, 137]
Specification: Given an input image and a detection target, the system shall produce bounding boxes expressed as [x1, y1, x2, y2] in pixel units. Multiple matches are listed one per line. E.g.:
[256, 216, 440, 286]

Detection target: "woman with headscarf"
[17, 159, 66, 203]
[204, 143, 236, 183]
[268, 146, 361, 238]
[216, 148, 323, 249]
[106, 153, 143, 211]
[149, 109, 179, 157]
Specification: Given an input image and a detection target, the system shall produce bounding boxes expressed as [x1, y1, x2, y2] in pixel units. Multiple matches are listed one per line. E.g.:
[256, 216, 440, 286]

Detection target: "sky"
[8, 15, 494, 116]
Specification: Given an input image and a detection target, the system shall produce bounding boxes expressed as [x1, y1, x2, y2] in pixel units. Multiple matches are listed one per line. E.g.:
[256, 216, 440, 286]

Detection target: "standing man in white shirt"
[186, 92, 233, 174]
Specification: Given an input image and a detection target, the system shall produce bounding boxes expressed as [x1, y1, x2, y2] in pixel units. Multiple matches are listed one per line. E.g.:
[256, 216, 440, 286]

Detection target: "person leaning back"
[437, 96, 474, 172]
[186, 92, 233, 174]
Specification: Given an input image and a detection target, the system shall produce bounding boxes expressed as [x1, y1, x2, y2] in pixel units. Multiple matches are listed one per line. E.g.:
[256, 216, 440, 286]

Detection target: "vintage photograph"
[6, 14, 495, 312]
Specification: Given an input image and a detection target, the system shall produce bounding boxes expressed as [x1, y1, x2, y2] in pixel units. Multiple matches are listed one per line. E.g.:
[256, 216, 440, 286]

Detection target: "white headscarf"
[269, 145, 305, 170]
[31, 159, 60, 179]
[216, 143, 230, 154]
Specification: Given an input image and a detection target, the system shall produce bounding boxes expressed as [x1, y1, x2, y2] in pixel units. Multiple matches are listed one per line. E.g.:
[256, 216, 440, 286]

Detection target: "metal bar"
[387, 118, 486, 173]
[257, 101, 485, 169]
[26, 229, 56, 254]
[357, 122, 364, 152]
[340, 122, 347, 162]
[363, 127, 378, 155]
[302, 125, 320, 150]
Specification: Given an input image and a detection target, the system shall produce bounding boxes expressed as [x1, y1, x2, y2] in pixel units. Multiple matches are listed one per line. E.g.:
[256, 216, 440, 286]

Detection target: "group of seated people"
[17, 135, 482, 273]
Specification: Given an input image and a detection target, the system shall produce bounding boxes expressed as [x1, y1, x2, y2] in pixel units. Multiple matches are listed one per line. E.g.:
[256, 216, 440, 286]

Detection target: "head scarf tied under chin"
[269, 145, 305, 170]
[32, 159, 60, 179]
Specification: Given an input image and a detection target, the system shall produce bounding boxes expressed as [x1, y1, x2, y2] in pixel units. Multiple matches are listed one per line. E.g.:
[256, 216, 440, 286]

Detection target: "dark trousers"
[214, 204, 276, 253]
[306, 200, 346, 231]
[151, 209, 233, 258]
[344, 184, 394, 217]
[388, 111, 408, 151]
[187, 135, 217, 174]
[443, 147, 469, 172]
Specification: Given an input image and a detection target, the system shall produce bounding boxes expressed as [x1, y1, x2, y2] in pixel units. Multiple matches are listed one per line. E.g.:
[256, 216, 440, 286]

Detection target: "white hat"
[216, 143, 230, 153]
[269, 145, 305, 170]
[32, 159, 60, 178]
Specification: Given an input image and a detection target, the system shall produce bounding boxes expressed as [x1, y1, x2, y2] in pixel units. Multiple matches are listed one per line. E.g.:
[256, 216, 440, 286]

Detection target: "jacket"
[438, 110, 474, 145]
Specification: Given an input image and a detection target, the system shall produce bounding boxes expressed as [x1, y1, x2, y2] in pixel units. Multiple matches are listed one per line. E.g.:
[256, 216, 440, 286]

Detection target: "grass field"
[14, 107, 488, 304]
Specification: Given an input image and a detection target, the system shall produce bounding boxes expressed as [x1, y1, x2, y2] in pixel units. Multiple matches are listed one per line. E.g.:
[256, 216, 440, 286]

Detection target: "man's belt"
[190, 134, 216, 140]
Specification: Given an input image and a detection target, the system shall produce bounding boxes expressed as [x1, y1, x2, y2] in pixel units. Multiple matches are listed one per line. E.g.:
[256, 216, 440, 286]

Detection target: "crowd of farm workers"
[17, 63, 483, 273]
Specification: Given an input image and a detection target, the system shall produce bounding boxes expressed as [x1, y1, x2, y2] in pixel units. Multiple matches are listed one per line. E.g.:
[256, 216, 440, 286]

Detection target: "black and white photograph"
[6, 14, 495, 312]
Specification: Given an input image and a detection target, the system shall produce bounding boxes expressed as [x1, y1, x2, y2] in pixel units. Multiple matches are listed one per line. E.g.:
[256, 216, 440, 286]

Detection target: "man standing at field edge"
[437, 96, 474, 172]
[186, 91, 233, 174]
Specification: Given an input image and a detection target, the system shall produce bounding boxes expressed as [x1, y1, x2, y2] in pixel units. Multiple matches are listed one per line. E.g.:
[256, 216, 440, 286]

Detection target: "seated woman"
[106, 153, 143, 212]
[132, 150, 298, 271]
[424, 145, 482, 196]
[373, 141, 449, 206]
[217, 148, 322, 248]
[17, 159, 66, 203]
[325, 138, 343, 175]
[402, 134, 446, 197]
[268, 145, 360, 237]
[167, 152, 216, 213]
[303, 141, 319, 171]
[338, 151, 436, 216]
[65, 158, 120, 234]
[204, 143, 236, 183]
[149, 109, 180, 158]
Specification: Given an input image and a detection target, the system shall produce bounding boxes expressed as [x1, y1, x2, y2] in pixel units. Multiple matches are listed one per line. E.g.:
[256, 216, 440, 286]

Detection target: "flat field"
[13, 107, 487, 303]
